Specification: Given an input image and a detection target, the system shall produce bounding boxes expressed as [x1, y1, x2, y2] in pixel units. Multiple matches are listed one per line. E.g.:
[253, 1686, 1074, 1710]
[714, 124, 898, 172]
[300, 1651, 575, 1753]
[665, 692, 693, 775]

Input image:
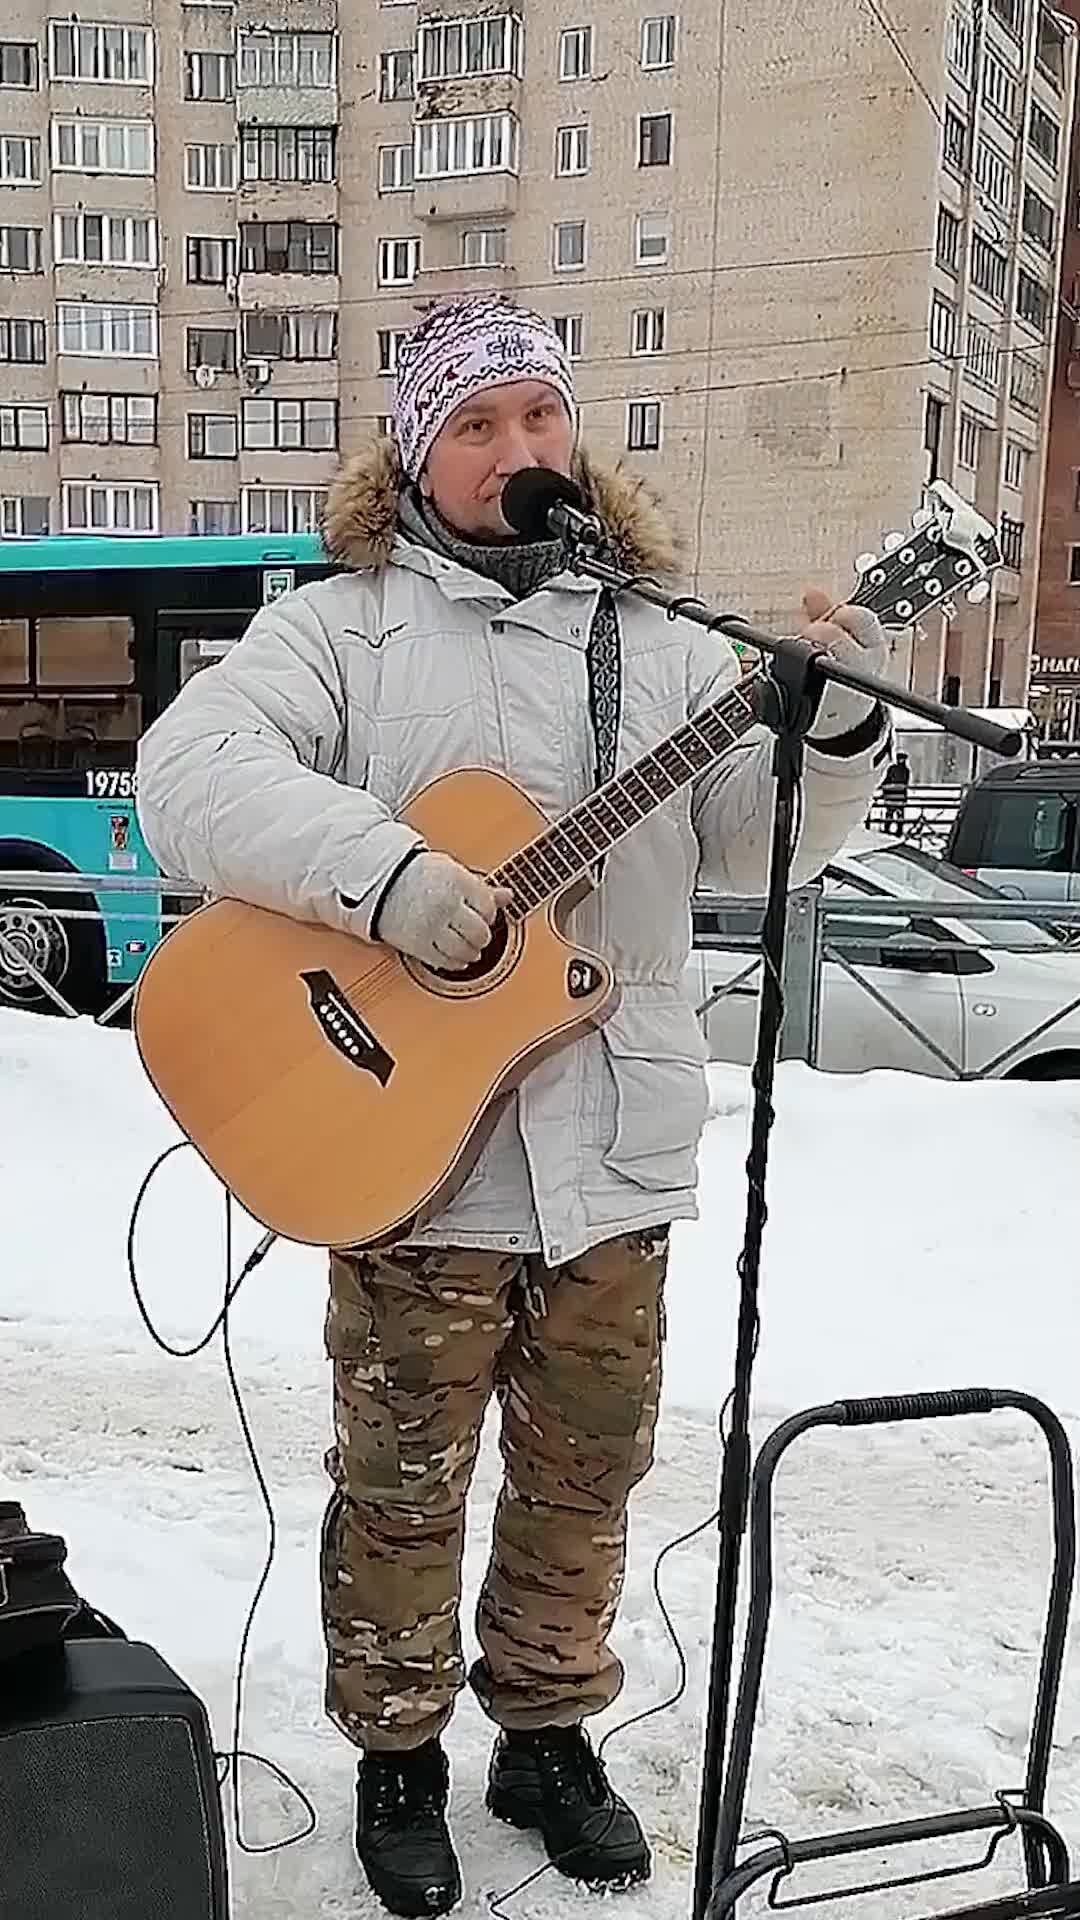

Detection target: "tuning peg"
[965, 579, 991, 603]
[882, 531, 905, 552]
[911, 507, 935, 530]
[853, 551, 880, 573]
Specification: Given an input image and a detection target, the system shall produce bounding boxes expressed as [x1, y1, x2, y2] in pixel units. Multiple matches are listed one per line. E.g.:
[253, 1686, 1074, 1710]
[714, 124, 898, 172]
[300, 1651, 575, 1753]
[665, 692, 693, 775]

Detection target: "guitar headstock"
[846, 482, 1002, 629]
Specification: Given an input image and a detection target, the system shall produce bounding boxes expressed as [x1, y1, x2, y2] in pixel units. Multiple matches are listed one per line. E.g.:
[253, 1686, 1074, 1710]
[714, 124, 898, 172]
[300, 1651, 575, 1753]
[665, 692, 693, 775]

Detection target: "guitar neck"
[489, 575, 889, 917]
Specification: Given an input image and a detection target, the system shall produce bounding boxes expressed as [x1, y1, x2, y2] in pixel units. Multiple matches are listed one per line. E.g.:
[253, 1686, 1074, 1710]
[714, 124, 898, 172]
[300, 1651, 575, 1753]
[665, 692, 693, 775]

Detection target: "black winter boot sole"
[486, 1783, 651, 1890]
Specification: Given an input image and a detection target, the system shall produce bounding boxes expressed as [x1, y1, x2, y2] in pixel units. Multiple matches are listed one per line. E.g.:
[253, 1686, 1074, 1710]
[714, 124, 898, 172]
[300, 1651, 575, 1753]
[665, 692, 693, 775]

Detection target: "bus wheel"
[0, 886, 107, 1015]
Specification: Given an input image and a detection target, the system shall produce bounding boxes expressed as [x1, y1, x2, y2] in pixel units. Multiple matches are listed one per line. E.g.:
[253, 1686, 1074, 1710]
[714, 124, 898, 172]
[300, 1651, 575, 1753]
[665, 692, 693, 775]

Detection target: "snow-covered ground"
[4, 1006, 1080, 1919]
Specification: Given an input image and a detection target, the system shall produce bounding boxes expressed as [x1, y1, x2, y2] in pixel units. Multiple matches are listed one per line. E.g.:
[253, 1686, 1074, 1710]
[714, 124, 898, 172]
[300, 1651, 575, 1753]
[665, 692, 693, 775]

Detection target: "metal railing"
[0, 871, 204, 1025]
[695, 889, 1080, 1079]
[864, 786, 963, 854]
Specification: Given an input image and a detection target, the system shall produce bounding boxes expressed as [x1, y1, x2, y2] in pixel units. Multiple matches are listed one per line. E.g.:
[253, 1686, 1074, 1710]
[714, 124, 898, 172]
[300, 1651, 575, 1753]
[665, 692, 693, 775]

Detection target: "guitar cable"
[124, 765, 802, 1900]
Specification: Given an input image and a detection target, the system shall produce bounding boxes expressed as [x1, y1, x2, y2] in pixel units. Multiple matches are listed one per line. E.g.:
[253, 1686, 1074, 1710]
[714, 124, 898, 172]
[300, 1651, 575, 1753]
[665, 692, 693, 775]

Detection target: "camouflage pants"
[321, 1229, 669, 1752]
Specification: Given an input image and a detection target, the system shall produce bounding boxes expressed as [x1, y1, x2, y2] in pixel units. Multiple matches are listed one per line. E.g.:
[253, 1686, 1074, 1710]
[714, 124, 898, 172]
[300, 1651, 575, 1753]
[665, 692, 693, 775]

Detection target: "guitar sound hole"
[427, 908, 511, 984]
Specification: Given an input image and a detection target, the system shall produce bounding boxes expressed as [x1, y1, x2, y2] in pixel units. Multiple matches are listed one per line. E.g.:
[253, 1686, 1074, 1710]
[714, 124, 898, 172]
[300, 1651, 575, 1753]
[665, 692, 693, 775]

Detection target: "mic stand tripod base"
[692, 639, 825, 1920]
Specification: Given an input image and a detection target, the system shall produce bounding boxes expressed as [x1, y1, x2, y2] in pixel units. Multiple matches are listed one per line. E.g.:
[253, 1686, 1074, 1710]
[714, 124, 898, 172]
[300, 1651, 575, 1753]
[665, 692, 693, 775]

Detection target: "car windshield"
[849, 845, 1062, 951]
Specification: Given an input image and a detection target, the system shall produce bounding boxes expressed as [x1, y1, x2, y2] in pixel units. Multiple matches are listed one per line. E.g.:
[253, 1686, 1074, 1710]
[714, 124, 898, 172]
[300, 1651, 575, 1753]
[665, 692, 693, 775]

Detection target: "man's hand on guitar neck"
[801, 586, 889, 749]
[374, 850, 513, 971]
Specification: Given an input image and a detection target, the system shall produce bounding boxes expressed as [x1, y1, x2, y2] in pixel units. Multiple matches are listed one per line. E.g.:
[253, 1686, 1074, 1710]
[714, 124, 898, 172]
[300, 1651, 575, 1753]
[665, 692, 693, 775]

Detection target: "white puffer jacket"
[137, 442, 889, 1262]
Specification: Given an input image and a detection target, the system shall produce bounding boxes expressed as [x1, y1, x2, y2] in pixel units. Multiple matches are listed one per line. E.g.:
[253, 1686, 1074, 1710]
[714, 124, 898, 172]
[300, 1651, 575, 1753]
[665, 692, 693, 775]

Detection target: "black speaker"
[0, 1636, 229, 1919]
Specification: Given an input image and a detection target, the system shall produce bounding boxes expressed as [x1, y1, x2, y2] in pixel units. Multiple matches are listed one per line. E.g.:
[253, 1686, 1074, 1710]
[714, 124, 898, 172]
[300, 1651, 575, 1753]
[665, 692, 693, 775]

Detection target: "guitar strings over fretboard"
[490, 674, 763, 913]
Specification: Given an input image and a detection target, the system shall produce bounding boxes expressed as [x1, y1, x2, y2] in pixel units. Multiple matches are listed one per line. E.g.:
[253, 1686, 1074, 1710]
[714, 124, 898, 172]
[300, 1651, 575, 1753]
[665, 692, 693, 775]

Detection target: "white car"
[686, 843, 1080, 1080]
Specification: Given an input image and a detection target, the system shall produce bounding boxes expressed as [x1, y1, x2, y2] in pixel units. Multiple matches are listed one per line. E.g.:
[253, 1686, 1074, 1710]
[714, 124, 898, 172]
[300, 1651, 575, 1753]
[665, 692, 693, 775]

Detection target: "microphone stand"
[556, 533, 1021, 1920]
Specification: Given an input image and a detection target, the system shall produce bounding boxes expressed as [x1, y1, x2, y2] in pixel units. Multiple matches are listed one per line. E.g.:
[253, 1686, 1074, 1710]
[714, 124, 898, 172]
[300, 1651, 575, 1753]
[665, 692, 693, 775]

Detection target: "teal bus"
[0, 533, 336, 1012]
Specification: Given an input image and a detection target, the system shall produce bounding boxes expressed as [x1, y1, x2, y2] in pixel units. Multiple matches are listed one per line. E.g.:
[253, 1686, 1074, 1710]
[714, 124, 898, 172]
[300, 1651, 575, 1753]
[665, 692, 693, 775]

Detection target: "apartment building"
[0, 0, 1074, 711]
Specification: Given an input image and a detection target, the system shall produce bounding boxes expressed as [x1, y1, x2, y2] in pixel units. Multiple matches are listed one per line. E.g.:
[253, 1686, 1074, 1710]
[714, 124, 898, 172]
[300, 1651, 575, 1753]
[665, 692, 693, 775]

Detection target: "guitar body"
[133, 767, 616, 1249]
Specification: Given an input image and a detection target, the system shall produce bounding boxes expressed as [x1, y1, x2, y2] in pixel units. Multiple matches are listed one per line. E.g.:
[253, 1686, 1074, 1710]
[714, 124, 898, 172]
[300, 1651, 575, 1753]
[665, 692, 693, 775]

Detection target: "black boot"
[355, 1740, 462, 1918]
[486, 1726, 651, 1889]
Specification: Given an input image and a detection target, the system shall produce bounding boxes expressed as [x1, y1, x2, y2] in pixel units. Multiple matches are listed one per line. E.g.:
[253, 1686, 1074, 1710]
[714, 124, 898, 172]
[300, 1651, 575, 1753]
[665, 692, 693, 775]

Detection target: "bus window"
[0, 621, 29, 685]
[178, 637, 236, 687]
[37, 617, 133, 688]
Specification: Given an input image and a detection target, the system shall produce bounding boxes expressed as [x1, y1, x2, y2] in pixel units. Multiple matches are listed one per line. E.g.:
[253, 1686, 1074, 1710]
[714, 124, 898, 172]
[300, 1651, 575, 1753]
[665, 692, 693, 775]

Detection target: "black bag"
[0, 1501, 124, 1666]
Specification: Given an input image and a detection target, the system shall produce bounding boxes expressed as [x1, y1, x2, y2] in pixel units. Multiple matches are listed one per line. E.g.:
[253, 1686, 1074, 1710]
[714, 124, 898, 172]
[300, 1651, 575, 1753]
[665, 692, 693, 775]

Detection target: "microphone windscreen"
[501, 467, 584, 539]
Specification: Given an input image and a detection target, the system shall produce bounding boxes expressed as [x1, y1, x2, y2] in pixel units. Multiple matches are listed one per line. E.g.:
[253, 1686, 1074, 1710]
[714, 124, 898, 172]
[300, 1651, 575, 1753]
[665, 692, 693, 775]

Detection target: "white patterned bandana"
[392, 293, 576, 480]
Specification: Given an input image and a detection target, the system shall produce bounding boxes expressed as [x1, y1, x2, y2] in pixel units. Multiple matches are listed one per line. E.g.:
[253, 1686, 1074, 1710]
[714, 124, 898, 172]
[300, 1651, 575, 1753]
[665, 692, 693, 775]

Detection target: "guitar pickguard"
[300, 970, 395, 1084]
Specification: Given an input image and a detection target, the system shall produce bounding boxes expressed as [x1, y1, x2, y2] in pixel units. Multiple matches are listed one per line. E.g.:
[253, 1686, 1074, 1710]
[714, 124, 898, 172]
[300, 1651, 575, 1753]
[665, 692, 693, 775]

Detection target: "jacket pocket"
[601, 992, 709, 1192]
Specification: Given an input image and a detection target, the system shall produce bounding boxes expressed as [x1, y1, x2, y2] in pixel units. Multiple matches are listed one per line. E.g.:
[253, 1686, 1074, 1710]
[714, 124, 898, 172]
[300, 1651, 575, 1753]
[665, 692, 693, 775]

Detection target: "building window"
[552, 313, 583, 358]
[982, 54, 1017, 124]
[924, 392, 944, 482]
[49, 21, 152, 84]
[965, 315, 999, 388]
[242, 486, 327, 534]
[185, 142, 236, 191]
[55, 212, 157, 269]
[1009, 350, 1042, 413]
[242, 310, 338, 360]
[58, 302, 158, 358]
[378, 142, 414, 192]
[989, 0, 1020, 31]
[416, 112, 519, 179]
[379, 48, 414, 101]
[1016, 266, 1050, 331]
[0, 318, 46, 364]
[62, 482, 159, 534]
[974, 138, 1011, 212]
[942, 106, 968, 173]
[970, 230, 1007, 304]
[377, 328, 408, 374]
[186, 236, 236, 284]
[1004, 439, 1029, 491]
[190, 499, 240, 536]
[556, 124, 589, 176]
[554, 220, 586, 271]
[957, 411, 981, 469]
[240, 221, 338, 274]
[238, 31, 335, 88]
[187, 326, 237, 372]
[945, 7, 973, 81]
[1036, 7, 1066, 88]
[641, 16, 677, 68]
[1029, 101, 1060, 169]
[1022, 187, 1055, 253]
[378, 235, 420, 285]
[0, 405, 48, 450]
[635, 211, 670, 265]
[930, 291, 957, 358]
[461, 225, 507, 266]
[935, 205, 960, 271]
[0, 225, 42, 272]
[184, 51, 234, 100]
[638, 112, 672, 166]
[1000, 513, 1023, 570]
[0, 41, 38, 88]
[52, 118, 153, 174]
[627, 399, 661, 450]
[419, 15, 523, 81]
[0, 135, 40, 184]
[61, 391, 155, 445]
[241, 125, 336, 183]
[632, 307, 666, 354]
[242, 396, 338, 451]
[559, 26, 592, 80]
[0, 495, 49, 536]
[187, 411, 238, 458]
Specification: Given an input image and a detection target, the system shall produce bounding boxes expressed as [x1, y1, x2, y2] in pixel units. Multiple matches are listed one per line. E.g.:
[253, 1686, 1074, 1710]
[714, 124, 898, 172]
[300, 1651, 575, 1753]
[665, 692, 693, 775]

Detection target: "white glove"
[801, 586, 890, 741]
[376, 850, 512, 970]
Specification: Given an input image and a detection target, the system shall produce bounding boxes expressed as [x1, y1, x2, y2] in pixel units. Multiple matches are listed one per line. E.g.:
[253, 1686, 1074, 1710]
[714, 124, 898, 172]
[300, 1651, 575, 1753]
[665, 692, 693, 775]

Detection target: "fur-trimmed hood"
[323, 435, 682, 578]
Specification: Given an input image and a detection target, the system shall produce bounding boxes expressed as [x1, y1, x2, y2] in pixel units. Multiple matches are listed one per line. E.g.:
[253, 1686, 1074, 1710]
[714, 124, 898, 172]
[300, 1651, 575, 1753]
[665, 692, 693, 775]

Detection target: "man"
[882, 750, 912, 834]
[136, 293, 891, 1917]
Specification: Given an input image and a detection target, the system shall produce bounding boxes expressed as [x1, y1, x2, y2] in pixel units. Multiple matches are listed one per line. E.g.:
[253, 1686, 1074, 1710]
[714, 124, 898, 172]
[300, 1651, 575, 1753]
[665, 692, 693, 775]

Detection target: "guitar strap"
[586, 586, 622, 790]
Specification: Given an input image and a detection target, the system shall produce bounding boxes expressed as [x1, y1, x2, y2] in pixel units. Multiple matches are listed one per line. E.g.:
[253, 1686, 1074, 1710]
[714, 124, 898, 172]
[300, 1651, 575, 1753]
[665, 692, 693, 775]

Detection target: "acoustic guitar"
[134, 483, 1001, 1248]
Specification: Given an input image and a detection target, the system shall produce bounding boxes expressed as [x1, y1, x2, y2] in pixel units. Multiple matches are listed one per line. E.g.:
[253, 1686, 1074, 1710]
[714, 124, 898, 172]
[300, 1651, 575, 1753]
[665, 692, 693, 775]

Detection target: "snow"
[4, 1006, 1080, 1919]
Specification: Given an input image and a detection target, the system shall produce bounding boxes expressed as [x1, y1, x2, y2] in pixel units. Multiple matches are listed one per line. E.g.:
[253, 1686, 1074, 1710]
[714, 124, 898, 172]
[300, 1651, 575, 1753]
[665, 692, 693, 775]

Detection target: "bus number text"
[86, 770, 137, 799]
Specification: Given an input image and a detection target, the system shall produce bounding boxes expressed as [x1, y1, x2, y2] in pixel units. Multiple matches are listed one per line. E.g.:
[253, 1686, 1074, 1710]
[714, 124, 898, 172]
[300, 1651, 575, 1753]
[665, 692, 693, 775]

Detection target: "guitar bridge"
[300, 970, 395, 1085]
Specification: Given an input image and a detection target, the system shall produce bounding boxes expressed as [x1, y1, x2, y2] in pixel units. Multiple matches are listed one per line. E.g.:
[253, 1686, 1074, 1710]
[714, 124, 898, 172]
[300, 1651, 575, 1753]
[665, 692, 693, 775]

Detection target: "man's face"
[419, 379, 574, 540]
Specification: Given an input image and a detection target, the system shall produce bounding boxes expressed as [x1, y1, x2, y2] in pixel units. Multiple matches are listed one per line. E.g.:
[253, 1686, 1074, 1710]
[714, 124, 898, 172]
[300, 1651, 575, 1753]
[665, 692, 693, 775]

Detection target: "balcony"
[413, 171, 519, 222]
[413, 258, 517, 300]
[1000, 512, 1024, 571]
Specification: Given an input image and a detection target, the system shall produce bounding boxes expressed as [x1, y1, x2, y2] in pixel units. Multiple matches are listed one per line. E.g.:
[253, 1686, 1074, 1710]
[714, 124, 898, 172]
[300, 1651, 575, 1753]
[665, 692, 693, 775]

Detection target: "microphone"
[500, 468, 604, 551]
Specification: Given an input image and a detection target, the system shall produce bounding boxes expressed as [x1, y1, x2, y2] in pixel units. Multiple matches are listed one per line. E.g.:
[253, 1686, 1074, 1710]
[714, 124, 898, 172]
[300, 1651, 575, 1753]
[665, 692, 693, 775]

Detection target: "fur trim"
[322, 435, 683, 579]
